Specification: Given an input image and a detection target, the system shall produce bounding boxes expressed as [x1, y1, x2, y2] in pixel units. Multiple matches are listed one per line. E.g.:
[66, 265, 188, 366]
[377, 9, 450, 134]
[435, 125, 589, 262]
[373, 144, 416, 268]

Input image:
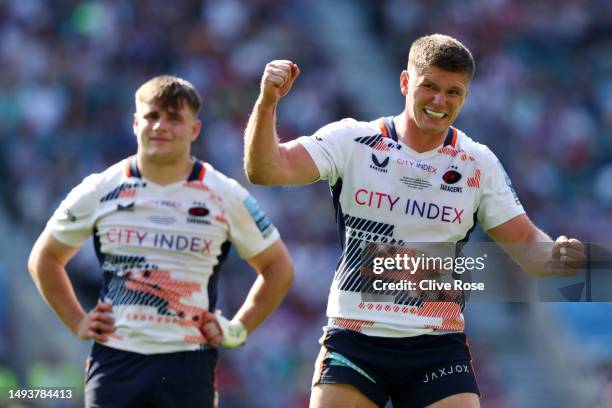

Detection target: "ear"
[191, 119, 202, 142]
[133, 113, 139, 136]
[400, 70, 409, 96]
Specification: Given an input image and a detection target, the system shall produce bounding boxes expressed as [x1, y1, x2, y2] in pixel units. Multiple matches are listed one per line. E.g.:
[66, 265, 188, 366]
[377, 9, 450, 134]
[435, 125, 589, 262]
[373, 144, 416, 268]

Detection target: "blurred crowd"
[373, 0, 612, 241]
[1, 0, 611, 406]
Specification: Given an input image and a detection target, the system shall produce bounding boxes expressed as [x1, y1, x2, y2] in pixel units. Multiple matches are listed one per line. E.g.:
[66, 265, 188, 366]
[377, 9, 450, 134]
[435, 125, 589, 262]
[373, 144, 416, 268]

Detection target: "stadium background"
[0, 0, 611, 407]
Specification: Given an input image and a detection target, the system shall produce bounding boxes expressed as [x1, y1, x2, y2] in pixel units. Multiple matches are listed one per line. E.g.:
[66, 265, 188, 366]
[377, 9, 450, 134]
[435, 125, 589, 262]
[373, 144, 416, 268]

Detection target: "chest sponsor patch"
[400, 177, 432, 190]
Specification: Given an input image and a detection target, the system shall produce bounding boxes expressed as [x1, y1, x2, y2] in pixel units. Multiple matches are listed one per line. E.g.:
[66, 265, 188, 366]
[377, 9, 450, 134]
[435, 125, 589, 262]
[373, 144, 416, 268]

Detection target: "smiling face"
[401, 65, 469, 138]
[133, 99, 201, 165]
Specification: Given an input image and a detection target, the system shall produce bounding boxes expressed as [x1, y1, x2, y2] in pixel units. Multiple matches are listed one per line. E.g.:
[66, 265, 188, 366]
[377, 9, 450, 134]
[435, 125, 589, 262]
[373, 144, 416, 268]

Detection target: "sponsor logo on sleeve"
[496, 160, 521, 206]
[64, 209, 77, 222]
[243, 196, 274, 238]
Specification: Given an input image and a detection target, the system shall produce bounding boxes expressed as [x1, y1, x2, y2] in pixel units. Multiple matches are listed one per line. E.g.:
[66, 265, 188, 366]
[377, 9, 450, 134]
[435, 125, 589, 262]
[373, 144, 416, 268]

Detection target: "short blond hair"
[408, 34, 475, 80]
[135, 75, 202, 114]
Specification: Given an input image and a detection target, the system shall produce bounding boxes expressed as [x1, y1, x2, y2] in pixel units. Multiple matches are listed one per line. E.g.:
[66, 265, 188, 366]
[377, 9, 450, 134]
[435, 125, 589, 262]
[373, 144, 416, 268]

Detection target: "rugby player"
[28, 75, 294, 407]
[244, 34, 585, 407]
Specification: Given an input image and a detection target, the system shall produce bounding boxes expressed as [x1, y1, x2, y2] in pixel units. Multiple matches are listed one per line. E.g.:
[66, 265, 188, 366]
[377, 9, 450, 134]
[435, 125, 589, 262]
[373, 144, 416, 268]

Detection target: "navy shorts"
[85, 343, 218, 408]
[312, 328, 480, 407]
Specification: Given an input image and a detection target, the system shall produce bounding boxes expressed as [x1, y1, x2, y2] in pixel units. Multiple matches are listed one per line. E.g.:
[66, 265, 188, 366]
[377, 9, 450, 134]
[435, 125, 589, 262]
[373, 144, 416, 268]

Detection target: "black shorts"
[85, 343, 218, 408]
[312, 328, 480, 408]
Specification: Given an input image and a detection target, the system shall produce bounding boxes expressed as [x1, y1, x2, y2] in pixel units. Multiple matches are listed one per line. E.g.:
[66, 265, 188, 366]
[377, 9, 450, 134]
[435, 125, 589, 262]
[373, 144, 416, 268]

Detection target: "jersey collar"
[125, 156, 206, 182]
[380, 117, 457, 148]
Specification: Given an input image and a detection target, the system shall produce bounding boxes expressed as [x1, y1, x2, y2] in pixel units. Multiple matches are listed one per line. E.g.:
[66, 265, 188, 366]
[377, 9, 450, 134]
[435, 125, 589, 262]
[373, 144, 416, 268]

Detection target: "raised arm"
[244, 60, 320, 186]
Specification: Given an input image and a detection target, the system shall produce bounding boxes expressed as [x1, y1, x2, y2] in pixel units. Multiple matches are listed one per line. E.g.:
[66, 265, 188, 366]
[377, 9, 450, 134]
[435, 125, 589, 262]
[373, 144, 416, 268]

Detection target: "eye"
[168, 113, 183, 122]
[144, 112, 160, 120]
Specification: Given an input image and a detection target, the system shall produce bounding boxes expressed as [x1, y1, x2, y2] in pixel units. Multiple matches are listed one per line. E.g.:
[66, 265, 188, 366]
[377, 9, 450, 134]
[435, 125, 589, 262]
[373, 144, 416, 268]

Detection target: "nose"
[152, 117, 168, 132]
[432, 92, 445, 106]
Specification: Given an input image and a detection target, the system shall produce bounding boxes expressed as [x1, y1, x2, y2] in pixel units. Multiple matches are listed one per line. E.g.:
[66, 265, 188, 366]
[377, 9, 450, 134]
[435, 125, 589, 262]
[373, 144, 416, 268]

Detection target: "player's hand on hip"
[259, 60, 300, 106]
[76, 301, 115, 342]
[199, 311, 223, 347]
[200, 310, 247, 349]
[551, 235, 586, 276]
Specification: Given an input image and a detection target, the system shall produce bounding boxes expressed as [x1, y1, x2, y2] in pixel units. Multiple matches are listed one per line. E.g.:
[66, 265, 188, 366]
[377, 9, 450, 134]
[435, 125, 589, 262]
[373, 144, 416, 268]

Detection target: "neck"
[136, 153, 194, 185]
[394, 112, 448, 153]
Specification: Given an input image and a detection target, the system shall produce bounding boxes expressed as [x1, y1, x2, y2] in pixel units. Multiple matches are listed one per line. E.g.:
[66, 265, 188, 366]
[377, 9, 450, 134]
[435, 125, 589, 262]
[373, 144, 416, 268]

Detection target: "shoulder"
[66, 160, 127, 198]
[201, 162, 249, 199]
[99, 159, 132, 184]
[93, 158, 150, 200]
[313, 117, 380, 138]
[453, 129, 500, 165]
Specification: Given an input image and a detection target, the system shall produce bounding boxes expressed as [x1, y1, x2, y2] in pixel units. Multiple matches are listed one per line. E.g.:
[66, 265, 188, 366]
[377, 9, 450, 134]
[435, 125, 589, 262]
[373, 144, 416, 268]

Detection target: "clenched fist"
[259, 60, 300, 106]
[549, 235, 585, 276]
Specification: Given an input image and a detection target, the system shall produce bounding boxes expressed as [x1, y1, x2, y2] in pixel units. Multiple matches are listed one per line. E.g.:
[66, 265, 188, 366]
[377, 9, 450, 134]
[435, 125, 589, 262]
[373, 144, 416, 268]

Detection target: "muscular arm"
[244, 60, 319, 186]
[486, 214, 584, 276]
[28, 229, 114, 341]
[232, 239, 294, 334]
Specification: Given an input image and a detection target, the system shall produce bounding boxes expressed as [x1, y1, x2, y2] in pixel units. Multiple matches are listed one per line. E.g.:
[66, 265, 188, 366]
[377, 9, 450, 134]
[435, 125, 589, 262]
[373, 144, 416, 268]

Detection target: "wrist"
[216, 314, 248, 348]
[68, 311, 86, 337]
[255, 97, 278, 113]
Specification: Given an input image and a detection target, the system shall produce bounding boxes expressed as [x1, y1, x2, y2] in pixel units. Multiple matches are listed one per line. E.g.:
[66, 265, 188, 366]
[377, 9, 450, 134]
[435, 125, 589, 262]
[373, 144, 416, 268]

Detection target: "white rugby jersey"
[298, 117, 524, 337]
[48, 157, 279, 354]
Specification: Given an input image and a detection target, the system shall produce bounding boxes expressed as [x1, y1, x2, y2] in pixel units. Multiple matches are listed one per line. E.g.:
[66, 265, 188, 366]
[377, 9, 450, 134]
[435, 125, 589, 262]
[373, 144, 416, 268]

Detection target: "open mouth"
[424, 108, 447, 119]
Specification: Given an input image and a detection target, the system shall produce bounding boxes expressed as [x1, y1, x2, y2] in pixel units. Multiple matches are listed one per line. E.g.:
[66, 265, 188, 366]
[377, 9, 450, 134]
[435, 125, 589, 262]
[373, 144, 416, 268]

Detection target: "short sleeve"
[47, 174, 101, 247]
[477, 148, 525, 230]
[296, 118, 359, 185]
[224, 179, 280, 259]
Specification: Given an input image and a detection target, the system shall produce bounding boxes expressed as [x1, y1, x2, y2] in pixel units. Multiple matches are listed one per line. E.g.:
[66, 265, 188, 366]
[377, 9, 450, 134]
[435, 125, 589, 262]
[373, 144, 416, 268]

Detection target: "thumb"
[289, 63, 300, 82]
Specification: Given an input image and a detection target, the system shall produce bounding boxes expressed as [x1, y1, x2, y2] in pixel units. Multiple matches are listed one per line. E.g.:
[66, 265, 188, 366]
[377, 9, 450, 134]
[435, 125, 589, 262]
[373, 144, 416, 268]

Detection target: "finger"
[199, 311, 217, 324]
[560, 247, 586, 261]
[568, 238, 584, 251]
[201, 320, 221, 337]
[264, 74, 288, 87]
[90, 321, 115, 333]
[553, 238, 575, 258]
[201, 322, 222, 345]
[93, 312, 115, 325]
[95, 302, 113, 312]
[560, 258, 585, 271]
[266, 60, 294, 69]
[290, 63, 300, 80]
[265, 66, 292, 77]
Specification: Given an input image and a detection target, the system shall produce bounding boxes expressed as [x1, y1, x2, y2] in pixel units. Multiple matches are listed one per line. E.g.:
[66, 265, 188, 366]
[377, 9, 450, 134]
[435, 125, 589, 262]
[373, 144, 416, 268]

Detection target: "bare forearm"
[244, 99, 282, 185]
[502, 227, 554, 276]
[233, 259, 294, 334]
[29, 260, 86, 335]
